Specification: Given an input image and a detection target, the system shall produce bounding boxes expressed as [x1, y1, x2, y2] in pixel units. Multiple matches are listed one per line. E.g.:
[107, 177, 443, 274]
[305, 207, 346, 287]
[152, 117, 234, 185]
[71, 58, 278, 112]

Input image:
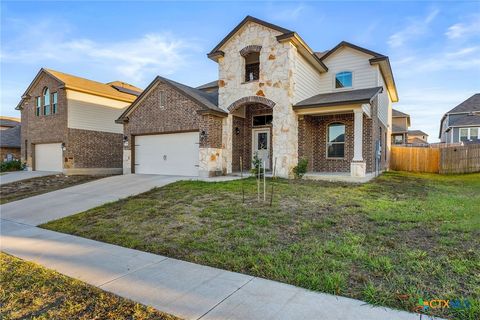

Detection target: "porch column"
[351, 108, 366, 177]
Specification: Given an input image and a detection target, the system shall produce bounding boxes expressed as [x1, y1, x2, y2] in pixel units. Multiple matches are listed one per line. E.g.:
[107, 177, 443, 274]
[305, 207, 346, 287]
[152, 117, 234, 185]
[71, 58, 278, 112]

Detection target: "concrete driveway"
[0, 171, 60, 185]
[0, 174, 185, 225]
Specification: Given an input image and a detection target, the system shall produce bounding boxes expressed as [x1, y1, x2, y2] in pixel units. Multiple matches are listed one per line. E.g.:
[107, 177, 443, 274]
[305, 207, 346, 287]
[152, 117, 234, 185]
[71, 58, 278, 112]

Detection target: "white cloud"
[267, 4, 309, 22]
[1, 18, 199, 82]
[445, 14, 480, 40]
[388, 8, 439, 48]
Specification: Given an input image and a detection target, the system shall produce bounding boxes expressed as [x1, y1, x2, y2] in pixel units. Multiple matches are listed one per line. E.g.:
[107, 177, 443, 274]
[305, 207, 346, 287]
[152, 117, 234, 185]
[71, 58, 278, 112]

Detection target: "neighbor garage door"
[134, 132, 199, 176]
[35, 143, 63, 172]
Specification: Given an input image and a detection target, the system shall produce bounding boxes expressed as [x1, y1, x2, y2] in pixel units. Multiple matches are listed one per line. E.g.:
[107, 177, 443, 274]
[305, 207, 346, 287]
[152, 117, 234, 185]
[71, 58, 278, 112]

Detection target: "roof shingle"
[0, 125, 21, 148]
[294, 87, 383, 109]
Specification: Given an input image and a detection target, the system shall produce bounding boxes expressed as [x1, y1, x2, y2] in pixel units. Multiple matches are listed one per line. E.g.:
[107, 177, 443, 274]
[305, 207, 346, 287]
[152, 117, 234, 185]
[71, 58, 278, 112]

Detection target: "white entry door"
[134, 132, 199, 176]
[252, 129, 270, 170]
[35, 143, 63, 172]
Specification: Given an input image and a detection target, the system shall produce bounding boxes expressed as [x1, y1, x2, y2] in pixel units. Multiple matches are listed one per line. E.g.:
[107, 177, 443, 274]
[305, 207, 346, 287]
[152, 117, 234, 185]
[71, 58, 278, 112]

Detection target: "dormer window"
[244, 52, 260, 82]
[335, 71, 352, 88]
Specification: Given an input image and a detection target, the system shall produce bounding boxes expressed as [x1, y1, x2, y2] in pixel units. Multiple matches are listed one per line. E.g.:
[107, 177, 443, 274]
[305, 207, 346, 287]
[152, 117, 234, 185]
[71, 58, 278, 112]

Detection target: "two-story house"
[391, 109, 410, 145]
[439, 94, 480, 143]
[16, 68, 141, 174]
[117, 16, 398, 180]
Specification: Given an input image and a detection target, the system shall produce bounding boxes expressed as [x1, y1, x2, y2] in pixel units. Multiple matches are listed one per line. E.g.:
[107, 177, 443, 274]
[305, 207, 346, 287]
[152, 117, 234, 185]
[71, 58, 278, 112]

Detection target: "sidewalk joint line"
[196, 276, 255, 320]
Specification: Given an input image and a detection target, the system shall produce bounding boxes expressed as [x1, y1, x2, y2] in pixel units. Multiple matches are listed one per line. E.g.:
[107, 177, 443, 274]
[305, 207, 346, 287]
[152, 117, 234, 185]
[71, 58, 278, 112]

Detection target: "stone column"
[351, 108, 366, 177]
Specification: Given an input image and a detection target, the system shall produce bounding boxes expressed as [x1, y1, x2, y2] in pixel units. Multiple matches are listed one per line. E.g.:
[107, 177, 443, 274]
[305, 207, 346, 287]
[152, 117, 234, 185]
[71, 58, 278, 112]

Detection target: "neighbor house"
[439, 94, 480, 143]
[0, 116, 21, 161]
[117, 16, 399, 179]
[391, 109, 410, 145]
[16, 68, 141, 174]
[407, 130, 428, 145]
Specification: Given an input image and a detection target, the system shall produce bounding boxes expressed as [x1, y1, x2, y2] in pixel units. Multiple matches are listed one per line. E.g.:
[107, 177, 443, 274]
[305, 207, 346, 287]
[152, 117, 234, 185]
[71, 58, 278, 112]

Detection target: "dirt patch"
[0, 174, 110, 204]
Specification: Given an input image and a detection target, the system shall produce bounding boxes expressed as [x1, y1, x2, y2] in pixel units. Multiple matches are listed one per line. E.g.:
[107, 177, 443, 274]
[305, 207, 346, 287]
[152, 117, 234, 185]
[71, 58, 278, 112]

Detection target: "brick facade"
[1, 147, 21, 161]
[20, 72, 68, 168]
[199, 114, 223, 149]
[298, 102, 388, 174]
[20, 71, 124, 173]
[231, 103, 273, 171]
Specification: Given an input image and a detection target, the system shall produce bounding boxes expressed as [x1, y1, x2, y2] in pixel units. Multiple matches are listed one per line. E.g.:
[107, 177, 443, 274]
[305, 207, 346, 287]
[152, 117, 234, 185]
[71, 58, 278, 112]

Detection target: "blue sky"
[2, 1, 479, 141]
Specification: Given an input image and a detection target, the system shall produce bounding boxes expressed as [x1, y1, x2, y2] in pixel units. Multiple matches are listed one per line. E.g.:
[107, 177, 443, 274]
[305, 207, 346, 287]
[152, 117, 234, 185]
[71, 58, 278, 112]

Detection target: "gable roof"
[408, 130, 428, 136]
[207, 16, 328, 73]
[16, 68, 141, 110]
[446, 94, 480, 114]
[294, 87, 383, 109]
[320, 41, 398, 102]
[0, 125, 21, 148]
[0, 116, 20, 128]
[208, 16, 292, 58]
[196, 80, 219, 91]
[116, 75, 227, 123]
[392, 109, 410, 118]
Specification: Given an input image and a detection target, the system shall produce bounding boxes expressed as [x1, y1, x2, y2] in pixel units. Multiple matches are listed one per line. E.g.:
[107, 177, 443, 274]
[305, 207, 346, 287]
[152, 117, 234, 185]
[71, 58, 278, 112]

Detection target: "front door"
[252, 129, 270, 170]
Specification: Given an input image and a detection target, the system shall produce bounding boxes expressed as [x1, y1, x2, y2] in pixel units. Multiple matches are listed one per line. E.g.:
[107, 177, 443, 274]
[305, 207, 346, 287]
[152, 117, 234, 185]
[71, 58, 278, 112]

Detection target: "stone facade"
[20, 71, 124, 174]
[217, 21, 298, 178]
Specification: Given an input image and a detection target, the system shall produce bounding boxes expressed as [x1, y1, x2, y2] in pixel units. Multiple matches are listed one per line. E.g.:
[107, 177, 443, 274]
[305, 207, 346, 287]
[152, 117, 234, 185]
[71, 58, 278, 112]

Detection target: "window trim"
[43, 87, 51, 116]
[333, 71, 354, 90]
[326, 122, 346, 159]
[52, 92, 58, 114]
[243, 51, 260, 83]
[252, 114, 273, 127]
[459, 127, 480, 141]
[35, 96, 41, 116]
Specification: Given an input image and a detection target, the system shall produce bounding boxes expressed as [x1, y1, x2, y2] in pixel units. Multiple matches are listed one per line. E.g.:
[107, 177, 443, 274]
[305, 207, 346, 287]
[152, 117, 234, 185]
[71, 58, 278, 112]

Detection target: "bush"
[293, 158, 308, 179]
[0, 160, 26, 172]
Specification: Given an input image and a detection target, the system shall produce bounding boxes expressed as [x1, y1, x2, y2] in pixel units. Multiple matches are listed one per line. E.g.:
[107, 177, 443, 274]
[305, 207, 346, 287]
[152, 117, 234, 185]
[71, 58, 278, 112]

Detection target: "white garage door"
[35, 143, 63, 172]
[135, 132, 199, 176]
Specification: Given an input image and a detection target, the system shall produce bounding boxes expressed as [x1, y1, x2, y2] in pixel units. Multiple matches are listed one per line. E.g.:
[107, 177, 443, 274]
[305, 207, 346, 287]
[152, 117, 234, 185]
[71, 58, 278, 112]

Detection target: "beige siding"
[319, 47, 378, 93]
[377, 70, 390, 127]
[293, 51, 323, 104]
[67, 90, 129, 133]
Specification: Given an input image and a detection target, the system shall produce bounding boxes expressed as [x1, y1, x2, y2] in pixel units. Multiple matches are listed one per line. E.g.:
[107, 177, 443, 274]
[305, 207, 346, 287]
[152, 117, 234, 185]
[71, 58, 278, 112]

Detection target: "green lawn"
[42, 171, 480, 319]
[0, 253, 180, 320]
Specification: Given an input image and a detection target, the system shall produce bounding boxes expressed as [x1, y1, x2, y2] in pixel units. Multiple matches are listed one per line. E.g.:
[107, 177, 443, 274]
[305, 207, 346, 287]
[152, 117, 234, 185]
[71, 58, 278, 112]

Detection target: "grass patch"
[0, 253, 180, 319]
[42, 171, 480, 319]
[0, 174, 109, 204]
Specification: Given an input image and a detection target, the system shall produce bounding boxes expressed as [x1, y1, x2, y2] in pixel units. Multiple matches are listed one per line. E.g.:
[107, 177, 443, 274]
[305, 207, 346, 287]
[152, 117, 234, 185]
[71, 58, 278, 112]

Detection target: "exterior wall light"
[61, 142, 66, 151]
[200, 130, 207, 143]
[123, 135, 129, 147]
[235, 127, 240, 135]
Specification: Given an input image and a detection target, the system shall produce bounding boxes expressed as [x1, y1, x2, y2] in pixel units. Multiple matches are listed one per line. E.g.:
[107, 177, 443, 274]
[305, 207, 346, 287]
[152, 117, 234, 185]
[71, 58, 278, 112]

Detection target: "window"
[35, 97, 41, 116]
[335, 71, 352, 88]
[327, 123, 345, 158]
[244, 52, 260, 82]
[394, 135, 404, 144]
[52, 92, 58, 114]
[43, 87, 50, 115]
[460, 127, 480, 142]
[159, 91, 165, 109]
[253, 115, 272, 126]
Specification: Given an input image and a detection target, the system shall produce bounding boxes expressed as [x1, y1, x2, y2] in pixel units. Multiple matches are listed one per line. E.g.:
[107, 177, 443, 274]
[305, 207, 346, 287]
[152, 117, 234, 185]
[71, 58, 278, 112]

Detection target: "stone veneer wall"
[20, 72, 68, 169]
[217, 21, 298, 178]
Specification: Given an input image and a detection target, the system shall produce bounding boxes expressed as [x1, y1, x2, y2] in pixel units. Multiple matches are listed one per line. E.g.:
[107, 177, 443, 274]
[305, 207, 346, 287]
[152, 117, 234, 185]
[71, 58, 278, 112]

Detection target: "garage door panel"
[35, 143, 63, 172]
[135, 132, 199, 176]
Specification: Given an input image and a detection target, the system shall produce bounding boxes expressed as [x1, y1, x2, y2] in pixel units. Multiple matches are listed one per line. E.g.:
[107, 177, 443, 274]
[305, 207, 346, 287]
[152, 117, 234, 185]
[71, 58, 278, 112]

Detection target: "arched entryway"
[229, 96, 276, 172]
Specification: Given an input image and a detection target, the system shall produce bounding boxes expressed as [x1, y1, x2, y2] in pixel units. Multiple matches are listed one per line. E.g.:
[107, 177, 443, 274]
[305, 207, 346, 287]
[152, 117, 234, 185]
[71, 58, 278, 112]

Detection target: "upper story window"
[43, 87, 51, 115]
[244, 52, 260, 82]
[327, 123, 345, 158]
[52, 92, 58, 114]
[460, 127, 479, 142]
[35, 96, 41, 116]
[335, 71, 352, 89]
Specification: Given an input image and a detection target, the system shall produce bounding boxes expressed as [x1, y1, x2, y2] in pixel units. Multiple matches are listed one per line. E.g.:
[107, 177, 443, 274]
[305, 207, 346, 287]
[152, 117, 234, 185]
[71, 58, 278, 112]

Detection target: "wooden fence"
[391, 145, 480, 174]
[440, 144, 480, 174]
[390, 146, 440, 173]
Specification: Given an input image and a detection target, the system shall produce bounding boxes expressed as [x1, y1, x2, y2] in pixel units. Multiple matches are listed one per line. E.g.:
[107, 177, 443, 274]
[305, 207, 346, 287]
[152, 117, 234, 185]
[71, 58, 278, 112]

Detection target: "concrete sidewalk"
[0, 174, 185, 225]
[1, 219, 429, 320]
[0, 170, 59, 185]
